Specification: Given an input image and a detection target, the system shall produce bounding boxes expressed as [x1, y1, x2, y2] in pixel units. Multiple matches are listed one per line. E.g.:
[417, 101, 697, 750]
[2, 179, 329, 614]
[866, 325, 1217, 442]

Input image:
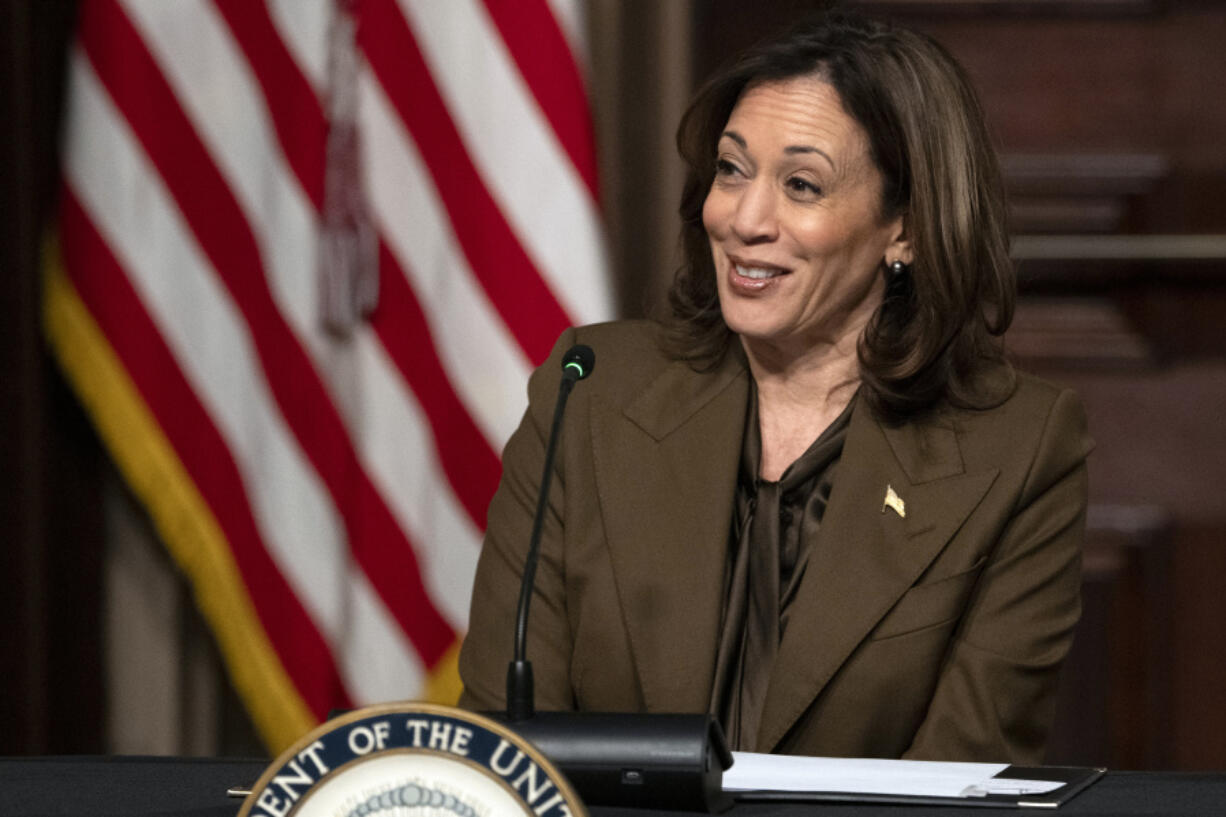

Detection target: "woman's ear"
[884, 213, 913, 266]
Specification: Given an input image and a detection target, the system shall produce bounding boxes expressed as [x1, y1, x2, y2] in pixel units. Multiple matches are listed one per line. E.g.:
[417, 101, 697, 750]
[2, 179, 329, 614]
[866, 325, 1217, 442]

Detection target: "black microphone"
[561, 344, 595, 385]
[498, 343, 733, 813]
[507, 344, 594, 721]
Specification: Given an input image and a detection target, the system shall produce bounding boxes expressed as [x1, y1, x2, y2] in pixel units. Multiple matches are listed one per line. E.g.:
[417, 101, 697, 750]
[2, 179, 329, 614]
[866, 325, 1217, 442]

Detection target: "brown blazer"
[459, 320, 1091, 764]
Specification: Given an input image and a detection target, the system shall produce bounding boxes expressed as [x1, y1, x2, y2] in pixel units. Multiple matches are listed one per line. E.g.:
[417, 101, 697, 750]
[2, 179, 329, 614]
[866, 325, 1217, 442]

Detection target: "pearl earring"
[889, 260, 908, 277]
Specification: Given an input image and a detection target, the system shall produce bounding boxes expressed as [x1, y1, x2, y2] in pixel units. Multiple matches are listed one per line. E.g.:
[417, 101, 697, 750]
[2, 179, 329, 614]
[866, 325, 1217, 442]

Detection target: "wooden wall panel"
[1168, 525, 1226, 767]
[1047, 506, 1173, 769]
[0, 0, 107, 755]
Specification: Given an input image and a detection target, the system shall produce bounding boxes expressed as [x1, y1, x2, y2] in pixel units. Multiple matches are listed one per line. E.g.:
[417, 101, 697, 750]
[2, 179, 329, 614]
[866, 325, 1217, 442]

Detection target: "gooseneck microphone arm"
[496, 341, 731, 812]
[507, 344, 595, 722]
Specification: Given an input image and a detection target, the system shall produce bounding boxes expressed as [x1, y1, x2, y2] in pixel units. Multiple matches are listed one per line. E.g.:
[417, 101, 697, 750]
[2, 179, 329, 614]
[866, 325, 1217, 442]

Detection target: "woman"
[458, 12, 1091, 764]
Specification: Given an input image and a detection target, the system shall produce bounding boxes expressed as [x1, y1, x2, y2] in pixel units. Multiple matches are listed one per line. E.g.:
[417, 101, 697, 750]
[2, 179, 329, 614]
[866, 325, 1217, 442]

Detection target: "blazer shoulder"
[950, 369, 1085, 433]
[950, 370, 1093, 493]
[522, 321, 675, 423]
[537, 318, 668, 367]
[539, 320, 681, 406]
[545, 321, 748, 443]
[571, 320, 673, 385]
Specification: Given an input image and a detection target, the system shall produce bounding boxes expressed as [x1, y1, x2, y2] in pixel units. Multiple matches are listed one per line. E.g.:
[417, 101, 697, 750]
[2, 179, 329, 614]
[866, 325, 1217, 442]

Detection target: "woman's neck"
[742, 332, 861, 482]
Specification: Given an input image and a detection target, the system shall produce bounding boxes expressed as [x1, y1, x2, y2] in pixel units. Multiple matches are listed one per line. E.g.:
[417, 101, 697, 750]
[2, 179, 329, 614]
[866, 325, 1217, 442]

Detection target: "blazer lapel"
[756, 403, 999, 751]
[592, 350, 749, 713]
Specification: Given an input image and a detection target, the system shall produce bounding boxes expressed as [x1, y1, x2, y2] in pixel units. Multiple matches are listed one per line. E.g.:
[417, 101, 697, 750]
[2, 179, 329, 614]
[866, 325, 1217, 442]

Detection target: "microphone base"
[491, 711, 733, 813]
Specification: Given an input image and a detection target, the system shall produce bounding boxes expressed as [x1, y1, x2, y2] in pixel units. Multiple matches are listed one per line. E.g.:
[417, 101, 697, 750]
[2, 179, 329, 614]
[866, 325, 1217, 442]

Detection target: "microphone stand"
[505, 345, 590, 722]
[497, 345, 733, 813]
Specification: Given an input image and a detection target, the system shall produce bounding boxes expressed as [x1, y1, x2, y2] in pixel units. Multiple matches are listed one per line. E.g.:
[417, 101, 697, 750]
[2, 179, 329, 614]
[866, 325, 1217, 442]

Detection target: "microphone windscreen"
[561, 344, 595, 381]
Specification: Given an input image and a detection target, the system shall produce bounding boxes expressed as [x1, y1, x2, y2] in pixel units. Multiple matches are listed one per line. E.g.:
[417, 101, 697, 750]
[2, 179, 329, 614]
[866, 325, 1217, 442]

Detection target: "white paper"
[963, 777, 1063, 797]
[723, 751, 1013, 798]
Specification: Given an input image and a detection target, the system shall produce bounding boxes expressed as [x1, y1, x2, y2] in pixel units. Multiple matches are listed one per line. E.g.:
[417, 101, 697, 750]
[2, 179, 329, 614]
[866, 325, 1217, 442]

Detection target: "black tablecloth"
[2, 756, 1225, 817]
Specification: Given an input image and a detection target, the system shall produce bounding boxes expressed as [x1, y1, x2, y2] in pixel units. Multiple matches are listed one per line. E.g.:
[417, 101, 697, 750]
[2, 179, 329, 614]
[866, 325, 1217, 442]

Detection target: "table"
[2, 756, 1224, 816]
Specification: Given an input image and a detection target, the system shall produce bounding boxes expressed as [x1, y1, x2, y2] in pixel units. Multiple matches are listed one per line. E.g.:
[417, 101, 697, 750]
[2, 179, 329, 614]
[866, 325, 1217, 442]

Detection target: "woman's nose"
[730, 180, 778, 244]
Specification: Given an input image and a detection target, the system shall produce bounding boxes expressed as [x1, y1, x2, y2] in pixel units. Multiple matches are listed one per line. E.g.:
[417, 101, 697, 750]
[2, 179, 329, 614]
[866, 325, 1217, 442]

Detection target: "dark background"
[4, 0, 1226, 767]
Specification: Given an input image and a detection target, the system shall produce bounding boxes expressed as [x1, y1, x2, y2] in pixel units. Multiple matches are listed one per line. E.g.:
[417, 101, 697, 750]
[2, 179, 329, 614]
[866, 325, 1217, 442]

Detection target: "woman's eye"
[714, 158, 740, 176]
[786, 177, 821, 197]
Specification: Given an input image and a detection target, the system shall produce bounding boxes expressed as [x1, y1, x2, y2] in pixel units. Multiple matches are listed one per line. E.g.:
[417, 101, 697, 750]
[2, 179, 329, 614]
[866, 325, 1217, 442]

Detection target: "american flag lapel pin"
[882, 484, 906, 518]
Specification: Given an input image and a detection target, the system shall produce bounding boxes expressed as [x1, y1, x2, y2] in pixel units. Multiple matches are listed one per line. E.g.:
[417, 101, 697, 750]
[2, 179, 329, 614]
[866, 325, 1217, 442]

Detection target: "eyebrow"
[721, 130, 836, 172]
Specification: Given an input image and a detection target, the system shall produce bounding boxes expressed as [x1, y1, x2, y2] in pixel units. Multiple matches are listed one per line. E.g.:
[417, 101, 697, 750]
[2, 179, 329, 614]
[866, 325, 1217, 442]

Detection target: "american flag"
[45, 0, 610, 752]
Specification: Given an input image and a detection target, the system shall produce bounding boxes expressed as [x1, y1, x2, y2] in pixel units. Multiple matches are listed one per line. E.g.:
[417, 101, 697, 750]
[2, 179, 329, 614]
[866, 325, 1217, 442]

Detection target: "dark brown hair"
[668, 10, 1015, 420]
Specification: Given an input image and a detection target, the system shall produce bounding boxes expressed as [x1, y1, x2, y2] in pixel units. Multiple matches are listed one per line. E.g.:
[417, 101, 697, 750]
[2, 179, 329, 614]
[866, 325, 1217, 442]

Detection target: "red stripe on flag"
[359, 0, 573, 365]
[479, 0, 600, 200]
[373, 243, 501, 529]
[210, 0, 326, 209]
[211, 1, 502, 530]
[59, 186, 350, 720]
[79, 0, 456, 667]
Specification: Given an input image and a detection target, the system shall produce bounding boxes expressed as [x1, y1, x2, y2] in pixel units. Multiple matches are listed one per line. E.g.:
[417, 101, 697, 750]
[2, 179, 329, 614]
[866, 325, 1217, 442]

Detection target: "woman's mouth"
[734, 264, 785, 280]
[728, 260, 789, 292]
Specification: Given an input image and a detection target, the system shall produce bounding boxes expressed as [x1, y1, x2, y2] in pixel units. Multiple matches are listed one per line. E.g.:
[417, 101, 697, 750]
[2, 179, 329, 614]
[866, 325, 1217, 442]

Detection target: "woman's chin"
[725, 321, 790, 352]
[720, 301, 797, 344]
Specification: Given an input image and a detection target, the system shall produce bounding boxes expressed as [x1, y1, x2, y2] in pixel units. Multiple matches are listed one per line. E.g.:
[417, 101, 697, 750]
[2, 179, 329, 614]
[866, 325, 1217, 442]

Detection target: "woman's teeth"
[735, 265, 783, 280]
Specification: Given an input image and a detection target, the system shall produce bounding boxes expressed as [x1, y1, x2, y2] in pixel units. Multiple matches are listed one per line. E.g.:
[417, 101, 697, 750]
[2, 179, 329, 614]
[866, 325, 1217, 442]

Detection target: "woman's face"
[703, 75, 909, 360]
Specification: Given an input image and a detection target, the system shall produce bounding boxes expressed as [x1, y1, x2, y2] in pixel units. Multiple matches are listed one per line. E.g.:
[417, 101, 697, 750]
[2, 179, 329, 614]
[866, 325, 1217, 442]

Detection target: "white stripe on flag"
[122, 0, 320, 366]
[267, 0, 330, 95]
[359, 339, 481, 633]
[360, 68, 534, 451]
[398, 0, 612, 327]
[64, 52, 349, 650]
[67, 51, 433, 704]
[126, 0, 365, 445]
[342, 567, 427, 703]
[126, 0, 479, 650]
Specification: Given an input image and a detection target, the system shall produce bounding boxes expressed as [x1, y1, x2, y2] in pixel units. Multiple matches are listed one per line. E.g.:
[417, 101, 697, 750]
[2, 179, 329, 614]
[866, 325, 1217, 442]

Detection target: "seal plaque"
[240, 703, 586, 817]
